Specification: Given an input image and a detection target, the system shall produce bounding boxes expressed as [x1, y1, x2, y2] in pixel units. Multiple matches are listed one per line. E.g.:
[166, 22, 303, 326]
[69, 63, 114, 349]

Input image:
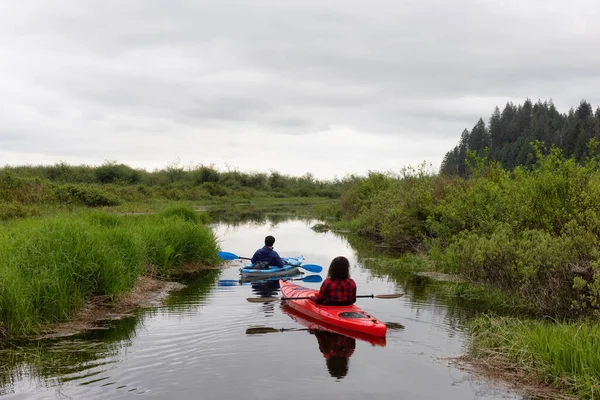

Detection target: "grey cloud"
[1, 0, 599, 176]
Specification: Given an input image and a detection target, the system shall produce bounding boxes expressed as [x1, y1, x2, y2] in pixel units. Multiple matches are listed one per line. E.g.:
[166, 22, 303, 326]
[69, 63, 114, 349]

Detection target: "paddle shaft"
[281, 294, 374, 301]
[218, 252, 322, 273]
[246, 293, 402, 302]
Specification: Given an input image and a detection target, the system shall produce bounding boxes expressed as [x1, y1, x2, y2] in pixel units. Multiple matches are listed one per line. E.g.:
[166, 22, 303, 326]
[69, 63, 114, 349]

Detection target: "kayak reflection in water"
[250, 278, 280, 316]
[311, 330, 356, 380]
[250, 279, 280, 298]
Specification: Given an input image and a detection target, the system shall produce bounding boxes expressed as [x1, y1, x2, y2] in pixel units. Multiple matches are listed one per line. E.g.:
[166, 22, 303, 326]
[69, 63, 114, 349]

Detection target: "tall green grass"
[0, 206, 219, 336]
[470, 315, 600, 399]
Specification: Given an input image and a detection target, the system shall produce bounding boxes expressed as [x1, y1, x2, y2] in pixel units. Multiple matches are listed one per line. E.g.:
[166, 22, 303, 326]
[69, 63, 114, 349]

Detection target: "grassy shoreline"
[319, 144, 600, 399]
[468, 315, 600, 399]
[0, 206, 220, 338]
[340, 232, 597, 398]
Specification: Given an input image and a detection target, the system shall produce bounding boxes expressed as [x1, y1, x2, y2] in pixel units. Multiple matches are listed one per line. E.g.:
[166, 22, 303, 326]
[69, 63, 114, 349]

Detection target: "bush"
[0, 172, 55, 204]
[95, 162, 142, 184]
[54, 184, 120, 207]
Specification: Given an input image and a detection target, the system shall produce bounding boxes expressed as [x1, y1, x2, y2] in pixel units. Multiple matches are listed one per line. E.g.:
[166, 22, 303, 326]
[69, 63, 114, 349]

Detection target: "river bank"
[0, 206, 221, 339]
[315, 146, 600, 399]
[324, 228, 596, 399]
[32, 257, 233, 341]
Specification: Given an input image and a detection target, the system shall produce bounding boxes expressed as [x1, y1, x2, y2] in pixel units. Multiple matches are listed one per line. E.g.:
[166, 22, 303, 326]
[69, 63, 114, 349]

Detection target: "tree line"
[441, 99, 600, 175]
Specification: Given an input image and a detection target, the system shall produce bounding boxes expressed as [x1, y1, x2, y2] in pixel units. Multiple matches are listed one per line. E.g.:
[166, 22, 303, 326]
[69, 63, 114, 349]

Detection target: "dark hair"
[265, 235, 275, 247]
[327, 256, 350, 280]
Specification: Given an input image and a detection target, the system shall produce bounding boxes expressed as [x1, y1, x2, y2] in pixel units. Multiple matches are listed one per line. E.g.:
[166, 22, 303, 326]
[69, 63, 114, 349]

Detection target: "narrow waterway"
[0, 216, 524, 399]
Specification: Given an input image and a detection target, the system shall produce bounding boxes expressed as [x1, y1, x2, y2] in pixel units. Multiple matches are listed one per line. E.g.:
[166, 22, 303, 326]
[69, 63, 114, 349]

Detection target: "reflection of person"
[250, 279, 280, 298]
[310, 256, 356, 305]
[312, 330, 356, 379]
[251, 235, 284, 268]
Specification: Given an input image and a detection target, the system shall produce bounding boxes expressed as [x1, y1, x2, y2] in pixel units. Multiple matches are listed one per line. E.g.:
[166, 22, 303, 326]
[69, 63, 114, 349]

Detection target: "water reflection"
[208, 208, 302, 227]
[244, 318, 357, 380]
[312, 330, 355, 380]
[278, 305, 382, 381]
[0, 269, 219, 395]
[249, 279, 280, 298]
[250, 279, 281, 317]
[1, 217, 525, 400]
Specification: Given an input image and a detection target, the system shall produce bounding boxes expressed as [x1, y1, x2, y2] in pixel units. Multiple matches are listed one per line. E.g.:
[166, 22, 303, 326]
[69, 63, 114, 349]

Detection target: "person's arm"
[251, 250, 259, 264]
[350, 279, 357, 304]
[272, 251, 284, 268]
[313, 279, 330, 305]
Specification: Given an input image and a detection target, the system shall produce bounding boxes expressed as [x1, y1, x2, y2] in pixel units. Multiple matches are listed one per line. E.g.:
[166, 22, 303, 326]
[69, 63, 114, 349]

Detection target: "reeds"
[470, 315, 600, 398]
[0, 206, 219, 336]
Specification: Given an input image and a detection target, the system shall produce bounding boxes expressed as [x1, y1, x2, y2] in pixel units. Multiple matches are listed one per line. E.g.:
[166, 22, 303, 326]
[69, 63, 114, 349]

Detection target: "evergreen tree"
[458, 129, 470, 176]
[440, 147, 460, 175]
[440, 98, 600, 174]
[517, 98, 533, 137]
[489, 106, 502, 150]
[468, 118, 490, 153]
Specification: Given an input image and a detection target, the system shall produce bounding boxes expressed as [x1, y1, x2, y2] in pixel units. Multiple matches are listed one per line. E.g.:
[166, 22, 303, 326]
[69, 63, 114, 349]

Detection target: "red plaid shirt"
[313, 278, 357, 306]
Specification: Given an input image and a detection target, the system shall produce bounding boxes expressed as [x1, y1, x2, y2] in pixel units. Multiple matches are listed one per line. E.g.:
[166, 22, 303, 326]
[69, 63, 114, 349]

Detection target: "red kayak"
[279, 280, 387, 337]
[280, 303, 386, 346]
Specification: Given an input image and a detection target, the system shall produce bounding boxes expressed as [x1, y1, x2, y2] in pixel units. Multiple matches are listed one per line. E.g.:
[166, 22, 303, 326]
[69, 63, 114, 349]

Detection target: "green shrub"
[95, 162, 142, 184]
[54, 184, 120, 207]
[0, 172, 55, 204]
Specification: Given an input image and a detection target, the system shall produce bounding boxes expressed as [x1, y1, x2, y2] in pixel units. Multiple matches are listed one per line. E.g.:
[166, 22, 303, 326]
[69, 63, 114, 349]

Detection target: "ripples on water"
[0, 218, 523, 399]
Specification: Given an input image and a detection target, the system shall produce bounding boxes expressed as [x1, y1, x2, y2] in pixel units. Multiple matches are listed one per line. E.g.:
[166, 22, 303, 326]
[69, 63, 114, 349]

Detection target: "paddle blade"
[300, 264, 323, 273]
[374, 293, 405, 299]
[246, 326, 309, 335]
[219, 251, 239, 261]
[246, 297, 280, 303]
[301, 275, 323, 283]
[385, 322, 405, 331]
[246, 327, 280, 335]
[217, 279, 239, 286]
[218, 251, 239, 260]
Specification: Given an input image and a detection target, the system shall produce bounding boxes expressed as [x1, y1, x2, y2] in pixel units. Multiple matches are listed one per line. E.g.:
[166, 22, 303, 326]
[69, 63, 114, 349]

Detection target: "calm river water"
[0, 216, 524, 399]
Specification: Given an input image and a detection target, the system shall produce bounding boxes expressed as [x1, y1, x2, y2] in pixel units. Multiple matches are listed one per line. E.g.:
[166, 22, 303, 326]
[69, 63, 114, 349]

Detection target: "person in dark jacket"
[250, 235, 284, 268]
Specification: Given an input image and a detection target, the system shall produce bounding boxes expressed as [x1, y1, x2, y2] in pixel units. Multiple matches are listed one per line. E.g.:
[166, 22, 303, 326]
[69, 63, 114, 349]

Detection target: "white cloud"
[1, 0, 599, 179]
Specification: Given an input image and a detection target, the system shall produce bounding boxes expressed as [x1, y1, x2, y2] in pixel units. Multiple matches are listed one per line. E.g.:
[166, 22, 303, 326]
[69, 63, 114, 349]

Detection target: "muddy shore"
[32, 263, 228, 340]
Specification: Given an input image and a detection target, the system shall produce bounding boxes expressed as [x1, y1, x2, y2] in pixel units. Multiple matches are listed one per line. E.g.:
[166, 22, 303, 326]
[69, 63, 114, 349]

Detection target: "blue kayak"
[240, 256, 304, 277]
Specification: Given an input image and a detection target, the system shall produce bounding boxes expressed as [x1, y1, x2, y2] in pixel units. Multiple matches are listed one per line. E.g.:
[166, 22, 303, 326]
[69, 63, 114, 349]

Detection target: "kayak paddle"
[285, 275, 323, 283]
[246, 293, 404, 303]
[218, 251, 323, 273]
[246, 326, 309, 335]
[218, 251, 251, 261]
[218, 275, 323, 287]
[246, 322, 404, 334]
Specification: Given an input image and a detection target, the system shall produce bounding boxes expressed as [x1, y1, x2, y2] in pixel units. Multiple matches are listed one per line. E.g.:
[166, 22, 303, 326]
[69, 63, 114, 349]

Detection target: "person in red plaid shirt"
[310, 256, 356, 306]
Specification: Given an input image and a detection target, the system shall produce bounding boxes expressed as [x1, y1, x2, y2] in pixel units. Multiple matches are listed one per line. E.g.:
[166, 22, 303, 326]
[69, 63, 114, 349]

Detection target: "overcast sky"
[1, 0, 599, 179]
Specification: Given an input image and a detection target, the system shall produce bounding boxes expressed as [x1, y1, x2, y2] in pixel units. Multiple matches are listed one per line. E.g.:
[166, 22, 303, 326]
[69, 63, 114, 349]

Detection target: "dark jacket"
[251, 246, 284, 268]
